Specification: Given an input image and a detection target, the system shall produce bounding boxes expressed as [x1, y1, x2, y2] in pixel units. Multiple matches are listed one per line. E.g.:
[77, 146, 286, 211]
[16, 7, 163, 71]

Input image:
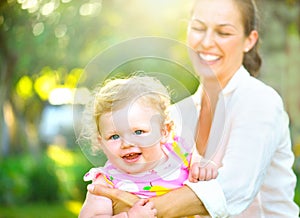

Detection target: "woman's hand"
[87, 184, 140, 214]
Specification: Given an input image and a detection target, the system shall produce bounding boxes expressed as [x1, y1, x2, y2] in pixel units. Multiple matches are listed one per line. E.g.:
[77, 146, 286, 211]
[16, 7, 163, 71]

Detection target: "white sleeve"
[184, 179, 230, 218]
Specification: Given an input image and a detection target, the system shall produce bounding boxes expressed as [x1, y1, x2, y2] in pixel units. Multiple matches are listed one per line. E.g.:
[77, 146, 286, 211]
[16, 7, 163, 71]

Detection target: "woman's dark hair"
[235, 0, 262, 77]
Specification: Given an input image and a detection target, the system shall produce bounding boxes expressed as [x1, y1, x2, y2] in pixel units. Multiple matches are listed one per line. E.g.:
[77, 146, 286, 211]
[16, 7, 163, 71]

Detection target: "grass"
[0, 201, 82, 218]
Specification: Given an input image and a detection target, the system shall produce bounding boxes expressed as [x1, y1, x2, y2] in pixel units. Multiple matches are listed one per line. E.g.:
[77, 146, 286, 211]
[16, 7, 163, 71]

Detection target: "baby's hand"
[189, 160, 218, 182]
[127, 199, 157, 218]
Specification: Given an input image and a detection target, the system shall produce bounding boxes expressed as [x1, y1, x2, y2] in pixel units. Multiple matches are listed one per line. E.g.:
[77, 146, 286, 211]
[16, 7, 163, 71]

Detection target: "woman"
[87, 0, 299, 217]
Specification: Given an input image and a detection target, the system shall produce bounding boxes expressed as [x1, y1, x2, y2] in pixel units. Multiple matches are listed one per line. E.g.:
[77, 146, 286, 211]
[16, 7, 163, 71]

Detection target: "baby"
[79, 75, 218, 218]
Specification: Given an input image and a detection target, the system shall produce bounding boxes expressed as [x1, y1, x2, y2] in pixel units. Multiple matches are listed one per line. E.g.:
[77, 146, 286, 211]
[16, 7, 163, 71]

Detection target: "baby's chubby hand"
[127, 199, 157, 218]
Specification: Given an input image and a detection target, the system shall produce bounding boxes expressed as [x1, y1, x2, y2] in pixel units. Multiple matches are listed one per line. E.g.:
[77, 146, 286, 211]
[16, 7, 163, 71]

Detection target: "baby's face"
[98, 100, 168, 174]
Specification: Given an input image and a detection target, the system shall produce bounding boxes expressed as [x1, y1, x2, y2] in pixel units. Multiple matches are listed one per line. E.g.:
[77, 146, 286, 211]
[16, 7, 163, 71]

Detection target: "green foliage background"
[0, 0, 299, 216]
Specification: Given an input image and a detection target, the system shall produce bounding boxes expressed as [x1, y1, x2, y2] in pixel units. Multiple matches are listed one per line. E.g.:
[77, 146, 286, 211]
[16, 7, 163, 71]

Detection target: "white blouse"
[171, 66, 299, 217]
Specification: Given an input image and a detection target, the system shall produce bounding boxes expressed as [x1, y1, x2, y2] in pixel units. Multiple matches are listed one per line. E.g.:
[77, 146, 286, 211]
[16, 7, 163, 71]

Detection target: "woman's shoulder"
[239, 75, 284, 108]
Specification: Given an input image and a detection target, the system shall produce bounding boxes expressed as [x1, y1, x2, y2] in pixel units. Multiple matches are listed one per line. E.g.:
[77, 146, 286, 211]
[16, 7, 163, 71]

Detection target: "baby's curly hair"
[78, 74, 173, 152]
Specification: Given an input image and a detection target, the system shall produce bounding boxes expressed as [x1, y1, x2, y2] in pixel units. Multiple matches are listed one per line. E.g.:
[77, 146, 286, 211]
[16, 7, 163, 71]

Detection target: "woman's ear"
[244, 30, 259, 52]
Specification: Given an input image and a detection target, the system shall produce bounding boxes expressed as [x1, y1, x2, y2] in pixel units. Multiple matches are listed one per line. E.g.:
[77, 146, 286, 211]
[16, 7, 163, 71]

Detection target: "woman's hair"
[234, 0, 262, 77]
[191, 0, 262, 77]
[79, 74, 172, 151]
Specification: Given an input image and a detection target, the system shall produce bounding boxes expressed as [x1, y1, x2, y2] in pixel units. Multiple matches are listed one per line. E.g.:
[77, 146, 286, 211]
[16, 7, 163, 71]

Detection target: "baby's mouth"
[122, 152, 141, 162]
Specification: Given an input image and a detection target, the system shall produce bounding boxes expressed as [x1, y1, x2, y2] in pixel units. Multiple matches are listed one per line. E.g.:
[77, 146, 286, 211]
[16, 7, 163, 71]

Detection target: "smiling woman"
[187, 0, 259, 87]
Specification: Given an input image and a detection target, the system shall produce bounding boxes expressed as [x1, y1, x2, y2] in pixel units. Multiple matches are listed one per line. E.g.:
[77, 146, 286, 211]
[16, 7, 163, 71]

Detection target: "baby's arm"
[79, 175, 157, 218]
[79, 175, 116, 217]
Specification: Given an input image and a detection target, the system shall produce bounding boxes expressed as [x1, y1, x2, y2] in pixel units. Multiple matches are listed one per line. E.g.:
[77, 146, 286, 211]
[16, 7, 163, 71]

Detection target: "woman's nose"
[201, 30, 215, 48]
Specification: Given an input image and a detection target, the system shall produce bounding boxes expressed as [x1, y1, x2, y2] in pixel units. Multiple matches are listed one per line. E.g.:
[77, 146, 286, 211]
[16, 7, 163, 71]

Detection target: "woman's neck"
[201, 66, 238, 93]
[201, 79, 222, 109]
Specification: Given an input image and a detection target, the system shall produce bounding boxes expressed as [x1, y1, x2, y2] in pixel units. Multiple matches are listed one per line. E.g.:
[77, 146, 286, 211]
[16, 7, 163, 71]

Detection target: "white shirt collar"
[192, 65, 251, 106]
[221, 65, 250, 96]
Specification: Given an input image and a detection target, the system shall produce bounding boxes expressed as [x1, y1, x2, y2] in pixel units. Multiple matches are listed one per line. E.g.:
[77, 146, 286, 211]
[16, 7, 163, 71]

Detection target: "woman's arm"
[88, 184, 209, 217]
[149, 186, 209, 217]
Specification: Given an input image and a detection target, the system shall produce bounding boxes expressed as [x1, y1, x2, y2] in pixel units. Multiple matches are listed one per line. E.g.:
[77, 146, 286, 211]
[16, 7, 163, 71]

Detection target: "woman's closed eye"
[217, 31, 232, 36]
[189, 20, 206, 32]
[191, 26, 206, 32]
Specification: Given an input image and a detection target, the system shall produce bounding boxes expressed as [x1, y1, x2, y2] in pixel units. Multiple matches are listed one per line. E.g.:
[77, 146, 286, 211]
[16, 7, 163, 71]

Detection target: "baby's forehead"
[118, 100, 160, 115]
[100, 105, 163, 130]
[112, 94, 160, 110]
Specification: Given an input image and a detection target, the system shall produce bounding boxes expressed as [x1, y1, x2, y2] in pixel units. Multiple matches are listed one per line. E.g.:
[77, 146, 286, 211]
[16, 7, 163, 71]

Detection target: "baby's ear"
[97, 134, 102, 144]
[160, 121, 173, 143]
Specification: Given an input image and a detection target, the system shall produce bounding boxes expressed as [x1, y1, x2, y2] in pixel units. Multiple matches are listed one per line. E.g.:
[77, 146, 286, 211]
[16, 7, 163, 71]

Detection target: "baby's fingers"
[211, 167, 218, 179]
[189, 163, 200, 182]
[198, 168, 207, 181]
[135, 199, 149, 206]
[145, 200, 155, 209]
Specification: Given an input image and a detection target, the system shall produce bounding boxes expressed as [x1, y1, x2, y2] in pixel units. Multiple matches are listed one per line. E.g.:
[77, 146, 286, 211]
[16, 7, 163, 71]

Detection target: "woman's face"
[187, 0, 257, 85]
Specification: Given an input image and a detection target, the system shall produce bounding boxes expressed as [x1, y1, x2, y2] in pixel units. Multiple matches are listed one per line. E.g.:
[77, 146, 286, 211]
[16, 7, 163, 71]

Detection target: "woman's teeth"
[199, 53, 220, 61]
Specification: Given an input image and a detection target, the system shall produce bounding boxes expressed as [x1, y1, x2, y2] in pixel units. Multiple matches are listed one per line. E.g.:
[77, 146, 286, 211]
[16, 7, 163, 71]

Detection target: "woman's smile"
[199, 53, 220, 62]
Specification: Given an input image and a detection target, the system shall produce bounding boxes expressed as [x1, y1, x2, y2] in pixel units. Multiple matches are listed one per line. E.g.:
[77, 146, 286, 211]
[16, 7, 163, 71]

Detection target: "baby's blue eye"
[110, 134, 120, 140]
[134, 130, 144, 135]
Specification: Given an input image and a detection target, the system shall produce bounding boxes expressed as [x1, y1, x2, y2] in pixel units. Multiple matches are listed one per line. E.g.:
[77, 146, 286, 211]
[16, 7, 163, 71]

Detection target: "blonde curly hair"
[78, 74, 173, 152]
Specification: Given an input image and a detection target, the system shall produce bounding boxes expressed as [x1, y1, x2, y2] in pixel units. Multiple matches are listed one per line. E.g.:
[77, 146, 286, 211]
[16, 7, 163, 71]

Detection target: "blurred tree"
[0, 0, 190, 156]
[0, 0, 299, 157]
[259, 0, 300, 145]
[0, 0, 107, 156]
